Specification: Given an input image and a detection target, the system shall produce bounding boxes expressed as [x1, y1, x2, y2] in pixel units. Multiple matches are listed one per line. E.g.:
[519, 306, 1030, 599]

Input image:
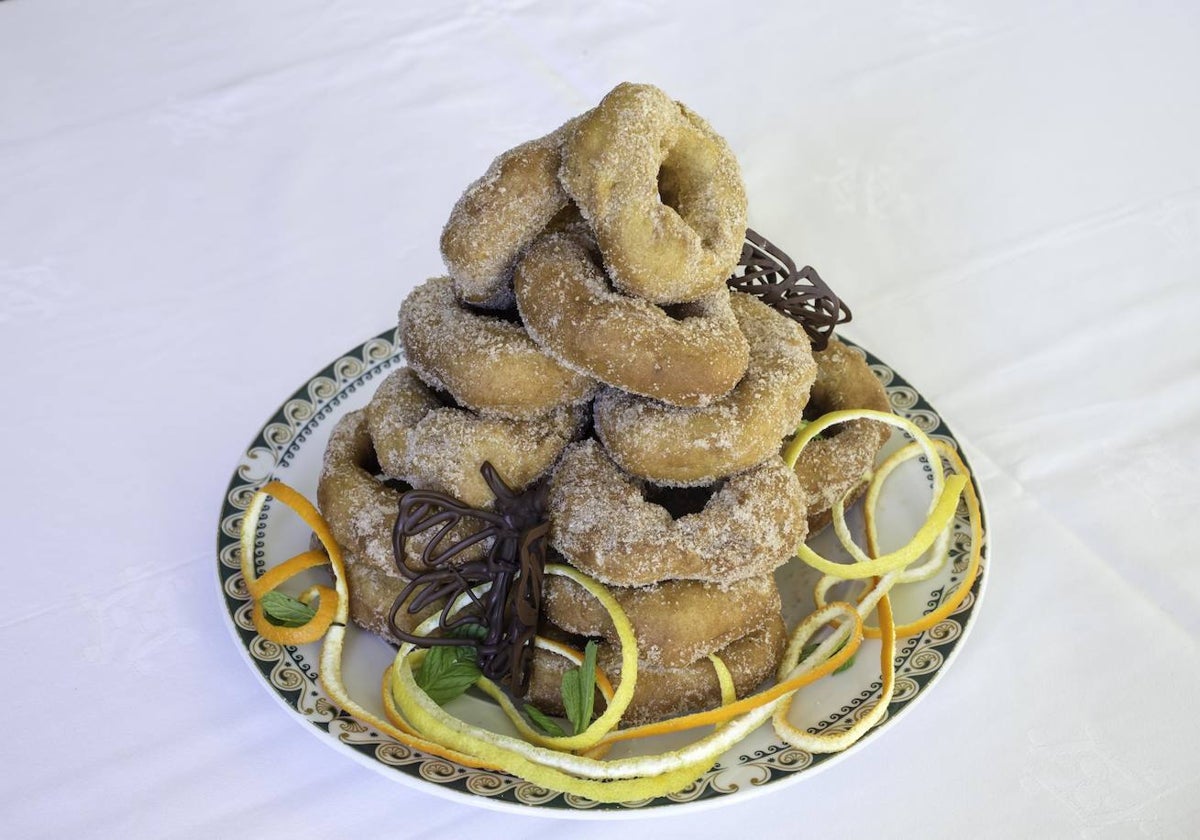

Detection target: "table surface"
[4, 1, 1199, 837]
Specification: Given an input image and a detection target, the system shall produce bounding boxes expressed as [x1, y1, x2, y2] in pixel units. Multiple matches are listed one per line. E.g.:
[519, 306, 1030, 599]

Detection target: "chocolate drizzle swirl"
[727, 228, 851, 351]
[387, 463, 549, 697]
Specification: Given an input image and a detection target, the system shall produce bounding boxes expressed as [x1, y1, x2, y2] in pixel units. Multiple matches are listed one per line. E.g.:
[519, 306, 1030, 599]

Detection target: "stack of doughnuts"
[316, 82, 892, 726]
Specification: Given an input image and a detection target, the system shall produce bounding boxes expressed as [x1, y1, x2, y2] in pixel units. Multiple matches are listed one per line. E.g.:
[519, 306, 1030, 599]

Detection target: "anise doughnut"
[559, 82, 747, 304]
[398, 276, 596, 419]
[594, 292, 816, 486]
[365, 366, 583, 508]
[440, 118, 580, 309]
[547, 440, 806, 587]
[527, 614, 786, 726]
[515, 231, 749, 407]
[794, 337, 892, 533]
[315, 409, 481, 578]
[544, 574, 780, 669]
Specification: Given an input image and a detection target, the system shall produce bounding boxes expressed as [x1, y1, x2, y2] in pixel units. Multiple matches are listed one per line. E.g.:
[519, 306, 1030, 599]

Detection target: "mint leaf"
[524, 704, 566, 737]
[415, 643, 480, 705]
[261, 591, 317, 627]
[801, 639, 856, 674]
[561, 640, 599, 735]
[450, 622, 488, 642]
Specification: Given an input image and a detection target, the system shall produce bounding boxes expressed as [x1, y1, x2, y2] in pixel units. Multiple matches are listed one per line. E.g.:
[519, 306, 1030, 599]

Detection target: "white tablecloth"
[4, 1, 1199, 837]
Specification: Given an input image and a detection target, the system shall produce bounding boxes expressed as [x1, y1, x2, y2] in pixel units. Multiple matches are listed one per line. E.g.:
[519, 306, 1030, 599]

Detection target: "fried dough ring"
[548, 440, 806, 587]
[527, 614, 786, 726]
[559, 82, 747, 304]
[543, 574, 780, 669]
[440, 118, 580, 309]
[398, 276, 597, 420]
[515, 231, 749, 407]
[365, 366, 583, 508]
[315, 408, 482, 576]
[794, 337, 892, 533]
[594, 293, 816, 486]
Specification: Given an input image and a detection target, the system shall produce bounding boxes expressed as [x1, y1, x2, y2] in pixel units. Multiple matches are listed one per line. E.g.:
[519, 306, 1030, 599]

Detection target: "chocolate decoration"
[387, 463, 549, 697]
[726, 228, 850, 351]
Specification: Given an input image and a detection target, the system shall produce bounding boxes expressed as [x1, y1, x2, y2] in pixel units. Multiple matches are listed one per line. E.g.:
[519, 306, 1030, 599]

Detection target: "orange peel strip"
[240, 480, 494, 770]
[239, 481, 344, 645]
[773, 593, 896, 752]
[250, 584, 337, 645]
[243, 549, 330, 599]
[590, 603, 863, 747]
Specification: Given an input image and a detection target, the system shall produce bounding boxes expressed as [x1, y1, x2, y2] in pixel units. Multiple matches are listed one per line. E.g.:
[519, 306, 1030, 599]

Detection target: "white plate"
[216, 328, 989, 817]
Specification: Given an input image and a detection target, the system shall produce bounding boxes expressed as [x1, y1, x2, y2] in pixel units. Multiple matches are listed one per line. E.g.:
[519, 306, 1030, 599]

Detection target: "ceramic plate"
[216, 328, 989, 817]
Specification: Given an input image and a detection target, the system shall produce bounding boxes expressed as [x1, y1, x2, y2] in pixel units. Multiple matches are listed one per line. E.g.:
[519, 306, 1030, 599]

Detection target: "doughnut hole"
[802, 399, 843, 437]
[641, 482, 721, 520]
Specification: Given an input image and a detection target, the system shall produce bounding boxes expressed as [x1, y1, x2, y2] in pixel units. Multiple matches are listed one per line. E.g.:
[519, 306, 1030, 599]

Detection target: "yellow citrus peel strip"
[783, 410, 967, 580]
[810, 440, 983, 639]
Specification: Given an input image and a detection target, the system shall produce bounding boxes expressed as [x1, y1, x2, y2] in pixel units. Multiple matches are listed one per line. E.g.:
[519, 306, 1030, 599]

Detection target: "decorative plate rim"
[216, 327, 990, 818]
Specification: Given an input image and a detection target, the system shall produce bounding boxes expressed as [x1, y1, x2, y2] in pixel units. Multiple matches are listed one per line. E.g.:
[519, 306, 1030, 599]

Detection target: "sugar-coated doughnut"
[543, 574, 780, 669]
[365, 366, 584, 508]
[547, 440, 806, 587]
[515, 231, 749, 407]
[316, 409, 482, 575]
[559, 82, 747, 304]
[594, 293, 816, 486]
[794, 337, 892, 533]
[398, 276, 597, 420]
[527, 614, 786, 726]
[440, 118, 579, 309]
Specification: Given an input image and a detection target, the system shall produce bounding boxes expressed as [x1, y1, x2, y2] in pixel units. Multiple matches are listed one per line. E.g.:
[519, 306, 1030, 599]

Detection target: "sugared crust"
[559, 82, 747, 304]
[594, 293, 816, 486]
[364, 368, 442, 479]
[398, 276, 597, 419]
[794, 337, 892, 533]
[440, 120, 579, 309]
[527, 613, 786, 726]
[543, 574, 781, 669]
[514, 232, 750, 407]
[548, 440, 807, 587]
[317, 409, 403, 575]
[366, 366, 584, 509]
[317, 408, 485, 576]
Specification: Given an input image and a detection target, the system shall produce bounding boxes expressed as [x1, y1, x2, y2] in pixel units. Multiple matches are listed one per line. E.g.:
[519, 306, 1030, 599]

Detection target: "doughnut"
[559, 82, 747, 304]
[514, 231, 749, 407]
[440, 117, 580, 309]
[793, 337, 892, 533]
[365, 366, 584, 509]
[315, 409, 483, 576]
[397, 276, 596, 420]
[594, 292, 816, 486]
[527, 614, 786, 726]
[543, 573, 780, 669]
[547, 440, 806, 587]
[342, 556, 439, 643]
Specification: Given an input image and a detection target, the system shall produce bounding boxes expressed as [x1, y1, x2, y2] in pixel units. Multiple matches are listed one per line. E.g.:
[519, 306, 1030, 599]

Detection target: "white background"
[3, 1, 1199, 837]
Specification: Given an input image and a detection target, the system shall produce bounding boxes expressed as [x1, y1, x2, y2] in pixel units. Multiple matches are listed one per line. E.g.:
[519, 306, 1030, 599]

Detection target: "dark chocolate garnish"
[387, 463, 549, 697]
[726, 228, 850, 351]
